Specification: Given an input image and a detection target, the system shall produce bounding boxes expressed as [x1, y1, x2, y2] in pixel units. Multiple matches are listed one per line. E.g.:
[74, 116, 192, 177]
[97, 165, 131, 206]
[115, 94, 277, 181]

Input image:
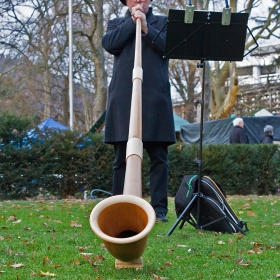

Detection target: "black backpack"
[175, 175, 248, 234]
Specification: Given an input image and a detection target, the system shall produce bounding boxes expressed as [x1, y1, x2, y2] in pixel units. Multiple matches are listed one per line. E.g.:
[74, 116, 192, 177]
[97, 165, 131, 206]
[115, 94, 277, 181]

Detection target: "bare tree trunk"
[62, 79, 69, 126]
[43, 70, 51, 119]
[78, 72, 93, 132]
[92, 1, 107, 125]
[186, 61, 197, 122]
[218, 62, 239, 118]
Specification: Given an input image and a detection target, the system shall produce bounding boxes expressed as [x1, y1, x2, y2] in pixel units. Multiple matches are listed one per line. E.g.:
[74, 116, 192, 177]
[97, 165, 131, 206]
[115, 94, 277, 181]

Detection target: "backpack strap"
[186, 175, 198, 198]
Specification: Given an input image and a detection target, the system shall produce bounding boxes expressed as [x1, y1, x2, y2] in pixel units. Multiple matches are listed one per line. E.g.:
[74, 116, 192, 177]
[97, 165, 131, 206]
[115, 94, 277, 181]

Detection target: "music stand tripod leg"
[166, 194, 198, 236]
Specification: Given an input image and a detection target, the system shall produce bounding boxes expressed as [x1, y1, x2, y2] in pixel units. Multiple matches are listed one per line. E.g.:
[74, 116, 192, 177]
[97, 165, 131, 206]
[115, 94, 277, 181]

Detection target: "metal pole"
[69, 0, 74, 130]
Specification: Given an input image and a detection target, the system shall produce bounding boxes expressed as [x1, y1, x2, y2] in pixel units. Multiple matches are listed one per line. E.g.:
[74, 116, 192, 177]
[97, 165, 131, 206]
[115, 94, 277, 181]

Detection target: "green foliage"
[0, 131, 114, 199]
[168, 143, 280, 196]
[1, 125, 280, 199]
[167, 143, 198, 196]
[0, 112, 32, 145]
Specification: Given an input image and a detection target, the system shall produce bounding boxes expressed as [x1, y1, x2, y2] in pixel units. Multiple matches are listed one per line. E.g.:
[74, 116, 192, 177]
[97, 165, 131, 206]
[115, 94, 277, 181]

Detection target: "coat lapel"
[146, 9, 158, 25]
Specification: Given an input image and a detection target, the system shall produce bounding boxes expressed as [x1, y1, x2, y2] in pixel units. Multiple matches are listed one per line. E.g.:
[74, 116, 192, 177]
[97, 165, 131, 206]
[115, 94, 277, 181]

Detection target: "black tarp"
[180, 116, 280, 144]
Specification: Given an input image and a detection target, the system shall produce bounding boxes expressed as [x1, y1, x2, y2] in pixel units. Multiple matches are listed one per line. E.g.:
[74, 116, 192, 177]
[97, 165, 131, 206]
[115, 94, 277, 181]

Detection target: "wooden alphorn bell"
[89, 18, 156, 269]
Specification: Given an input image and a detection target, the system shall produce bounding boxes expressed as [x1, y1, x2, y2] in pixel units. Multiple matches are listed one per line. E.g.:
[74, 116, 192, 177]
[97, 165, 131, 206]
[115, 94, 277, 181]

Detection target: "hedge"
[168, 142, 280, 196]
[0, 131, 279, 199]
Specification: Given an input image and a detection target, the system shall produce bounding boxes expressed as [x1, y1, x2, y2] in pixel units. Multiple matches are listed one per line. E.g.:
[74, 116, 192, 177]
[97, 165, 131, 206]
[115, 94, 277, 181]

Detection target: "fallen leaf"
[42, 256, 49, 266]
[240, 261, 251, 267]
[0, 236, 4, 241]
[76, 246, 85, 252]
[53, 264, 61, 269]
[71, 260, 81, 265]
[152, 273, 167, 280]
[253, 242, 261, 250]
[242, 203, 251, 209]
[236, 257, 243, 264]
[80, 253, 93, 256]
[218, 254, 231, 259]
[6, 216, 17, 222]
[217, 241, 225, 245]
[164, 262, 172, 267]
[276, 274, 280, 278]
[247, 211, 256, 217]
[236, 235, 243, 242]
[94, 255, 105, 262]
[176, 244, 187, 248]
[10, 263, 24, 268]
[70, 221, 82, 228]
[167, 249, 174, 253]
[40, 271, 56, 276]
[228, 238, 233, 244]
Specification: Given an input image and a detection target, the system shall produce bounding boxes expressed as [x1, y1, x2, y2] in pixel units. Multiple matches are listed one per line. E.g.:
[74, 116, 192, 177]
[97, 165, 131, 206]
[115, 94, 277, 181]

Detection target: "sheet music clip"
[184, 5, 194, 24]
[222, 7, 231, 25]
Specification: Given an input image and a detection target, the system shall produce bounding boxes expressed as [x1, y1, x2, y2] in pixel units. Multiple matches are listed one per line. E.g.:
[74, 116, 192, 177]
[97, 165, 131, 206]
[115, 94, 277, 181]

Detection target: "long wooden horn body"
[90, 19, 156, 268]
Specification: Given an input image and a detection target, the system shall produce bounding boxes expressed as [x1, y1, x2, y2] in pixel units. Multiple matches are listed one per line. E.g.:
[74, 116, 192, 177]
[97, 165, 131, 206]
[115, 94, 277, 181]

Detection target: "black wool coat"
[102, 8, 176, 145]
[229, 126, 249, 144]
[260, 133, 273, 144]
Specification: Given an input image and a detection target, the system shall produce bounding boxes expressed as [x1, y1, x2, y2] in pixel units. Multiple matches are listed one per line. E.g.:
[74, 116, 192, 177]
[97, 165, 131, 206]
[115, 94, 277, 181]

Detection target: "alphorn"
[89, 18, 156, 268]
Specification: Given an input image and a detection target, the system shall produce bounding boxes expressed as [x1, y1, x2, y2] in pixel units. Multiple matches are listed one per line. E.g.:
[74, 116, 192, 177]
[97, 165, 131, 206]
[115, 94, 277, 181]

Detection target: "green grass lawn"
[0, 196, 279, 280]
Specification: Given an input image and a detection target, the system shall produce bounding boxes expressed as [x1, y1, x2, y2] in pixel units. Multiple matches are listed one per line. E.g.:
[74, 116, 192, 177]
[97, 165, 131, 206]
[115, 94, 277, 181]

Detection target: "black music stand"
[159, 9, 255, 236]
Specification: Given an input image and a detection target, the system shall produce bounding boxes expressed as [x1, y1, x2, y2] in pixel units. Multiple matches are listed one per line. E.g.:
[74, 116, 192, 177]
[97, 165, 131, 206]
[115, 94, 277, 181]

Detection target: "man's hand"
[131, 5, 148, 34]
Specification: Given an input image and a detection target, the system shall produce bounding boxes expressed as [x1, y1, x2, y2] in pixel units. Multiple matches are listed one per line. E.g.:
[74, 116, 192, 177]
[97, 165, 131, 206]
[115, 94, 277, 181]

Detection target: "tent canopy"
[37, 118, 69, 131]
[180, 116, 280, 145]
[254, 109, 273, 117]
[173, 112, 189, 132]
[27, 118, 69, 139]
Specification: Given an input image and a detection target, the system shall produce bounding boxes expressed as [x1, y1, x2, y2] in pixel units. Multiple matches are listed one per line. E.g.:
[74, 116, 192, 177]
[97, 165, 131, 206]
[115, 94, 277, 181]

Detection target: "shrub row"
[0, 131, 114, 198]
[1, 131, 279, 199]
[168, 143, 280, 196]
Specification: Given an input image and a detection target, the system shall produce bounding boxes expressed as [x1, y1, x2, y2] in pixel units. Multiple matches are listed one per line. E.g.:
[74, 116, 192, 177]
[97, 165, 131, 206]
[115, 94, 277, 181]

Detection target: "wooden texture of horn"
[89, 18, 156, 265]
[123, 17, 142, 196]
[89, 195, 155, 262]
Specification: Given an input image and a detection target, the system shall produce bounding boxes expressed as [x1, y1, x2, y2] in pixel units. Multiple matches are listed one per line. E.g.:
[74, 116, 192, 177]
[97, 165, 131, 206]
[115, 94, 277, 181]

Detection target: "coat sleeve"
[102, 18, 136, 55]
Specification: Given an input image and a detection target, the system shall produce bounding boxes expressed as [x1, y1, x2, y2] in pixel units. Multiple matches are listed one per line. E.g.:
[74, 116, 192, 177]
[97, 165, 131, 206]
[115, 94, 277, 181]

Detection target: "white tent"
[255, 109, 273, 117]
